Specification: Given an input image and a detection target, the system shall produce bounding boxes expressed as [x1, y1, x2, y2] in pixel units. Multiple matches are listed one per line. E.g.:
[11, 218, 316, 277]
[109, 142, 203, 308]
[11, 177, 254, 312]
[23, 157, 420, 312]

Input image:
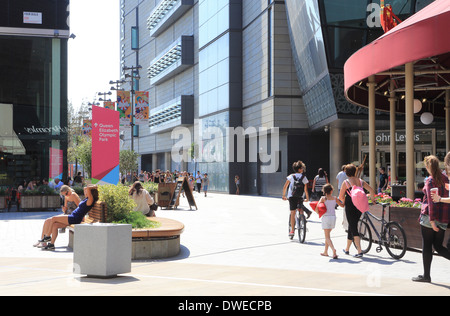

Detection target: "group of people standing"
[121, 170, 210, 197]
[283, 153, 450, 283]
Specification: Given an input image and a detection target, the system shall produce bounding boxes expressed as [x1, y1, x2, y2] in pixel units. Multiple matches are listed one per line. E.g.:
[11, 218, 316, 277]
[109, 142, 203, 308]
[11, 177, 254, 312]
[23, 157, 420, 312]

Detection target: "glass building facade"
[0, 0, 69, 187]
[284, 0, 438, 181]
[285, 0, 436, 128]
[197, 0, 242, 192]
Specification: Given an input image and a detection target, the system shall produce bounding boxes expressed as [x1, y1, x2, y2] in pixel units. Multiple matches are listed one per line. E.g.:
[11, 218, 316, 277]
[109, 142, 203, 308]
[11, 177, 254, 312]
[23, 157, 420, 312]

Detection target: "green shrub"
[22, 185, 59, 196]
[98, 184, 135, 223]
[113, 211, 160, 229]
[98, 184, 159, 229]
[142, 182, 158, 195]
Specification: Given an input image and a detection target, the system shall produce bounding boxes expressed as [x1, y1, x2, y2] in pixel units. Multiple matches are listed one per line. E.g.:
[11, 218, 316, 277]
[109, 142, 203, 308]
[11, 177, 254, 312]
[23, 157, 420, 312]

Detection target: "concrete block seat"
[68, 202, 184, 260]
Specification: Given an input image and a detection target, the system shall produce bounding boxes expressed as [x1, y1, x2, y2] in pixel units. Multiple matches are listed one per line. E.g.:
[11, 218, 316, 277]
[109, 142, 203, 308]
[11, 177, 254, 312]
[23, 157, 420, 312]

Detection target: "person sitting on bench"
[33, 185, 99, 251]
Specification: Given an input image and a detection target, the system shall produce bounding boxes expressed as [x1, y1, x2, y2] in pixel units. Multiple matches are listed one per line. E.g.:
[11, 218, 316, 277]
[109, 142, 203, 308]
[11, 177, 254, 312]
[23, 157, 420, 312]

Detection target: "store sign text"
[24, 125, 69, 134]
[376, 132, 420, 143]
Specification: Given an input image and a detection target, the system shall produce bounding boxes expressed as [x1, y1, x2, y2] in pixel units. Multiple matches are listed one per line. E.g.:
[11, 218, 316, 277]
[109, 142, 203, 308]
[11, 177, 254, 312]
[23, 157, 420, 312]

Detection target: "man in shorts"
[282, 160, 312, 237]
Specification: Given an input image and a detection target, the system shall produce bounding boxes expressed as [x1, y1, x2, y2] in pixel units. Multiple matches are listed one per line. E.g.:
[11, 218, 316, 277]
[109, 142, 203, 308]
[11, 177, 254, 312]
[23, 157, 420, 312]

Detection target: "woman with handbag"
[413, 155, 450, 283]
[338, 164, 376, 258]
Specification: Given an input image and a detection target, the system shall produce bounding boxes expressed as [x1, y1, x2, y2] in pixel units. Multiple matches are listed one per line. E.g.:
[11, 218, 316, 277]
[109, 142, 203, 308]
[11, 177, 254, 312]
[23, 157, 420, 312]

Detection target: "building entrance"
[360, 129, 435, 185]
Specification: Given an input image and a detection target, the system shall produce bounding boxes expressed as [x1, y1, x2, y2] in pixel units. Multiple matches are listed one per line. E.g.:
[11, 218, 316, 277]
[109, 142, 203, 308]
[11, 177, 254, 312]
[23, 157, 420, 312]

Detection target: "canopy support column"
[446, 90, 450, 153]
[389, 80, 397, 185]
[368, 76, 377, 190]
[405, 62, 415, 199]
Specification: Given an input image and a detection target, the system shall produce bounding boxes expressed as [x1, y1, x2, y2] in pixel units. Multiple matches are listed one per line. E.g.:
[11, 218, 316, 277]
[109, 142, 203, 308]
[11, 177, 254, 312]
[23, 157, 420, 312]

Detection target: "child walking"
[314, 184, 344, 259]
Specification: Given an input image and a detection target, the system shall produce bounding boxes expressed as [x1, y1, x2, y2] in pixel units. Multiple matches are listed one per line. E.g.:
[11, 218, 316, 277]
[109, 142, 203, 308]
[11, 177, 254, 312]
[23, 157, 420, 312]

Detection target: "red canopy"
[344, 0, 450, 115]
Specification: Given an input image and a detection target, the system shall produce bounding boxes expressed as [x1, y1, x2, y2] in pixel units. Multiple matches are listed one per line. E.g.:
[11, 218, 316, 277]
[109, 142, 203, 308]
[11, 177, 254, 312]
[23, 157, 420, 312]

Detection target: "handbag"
[309, 201, 327, 218]
[149, 203, 158, 211]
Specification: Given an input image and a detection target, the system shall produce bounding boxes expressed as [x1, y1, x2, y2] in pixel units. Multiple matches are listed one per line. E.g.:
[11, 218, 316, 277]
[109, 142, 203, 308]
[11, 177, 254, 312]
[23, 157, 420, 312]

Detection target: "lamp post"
[123, 65, 142, 152]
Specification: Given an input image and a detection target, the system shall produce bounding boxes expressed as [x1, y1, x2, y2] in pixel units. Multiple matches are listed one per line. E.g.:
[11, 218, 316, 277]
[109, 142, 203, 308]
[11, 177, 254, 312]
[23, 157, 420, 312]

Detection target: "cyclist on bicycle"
[282, 160, 312, 237]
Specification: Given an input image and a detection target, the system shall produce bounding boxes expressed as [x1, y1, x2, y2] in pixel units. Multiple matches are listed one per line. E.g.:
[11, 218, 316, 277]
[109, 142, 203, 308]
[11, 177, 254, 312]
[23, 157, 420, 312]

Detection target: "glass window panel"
[325, 26, 366, 69]
[416, 0, 434, 11]
[199, 49, 206, 72]
[217, 58, 229, 86]
[322, 0, 368, 27]
[207, 17, 219, 44]
[207, 89, 218, 113]
[305, 0, 321, 33]
[388, 0, 414, 16]
[199, 71, 207, 95]
[217, 5, 229, 33]
[131, 26, 139, 50]
[217, 33, 229, 62]
[217, 84, 229, 111]
[207, 0, 218, 16]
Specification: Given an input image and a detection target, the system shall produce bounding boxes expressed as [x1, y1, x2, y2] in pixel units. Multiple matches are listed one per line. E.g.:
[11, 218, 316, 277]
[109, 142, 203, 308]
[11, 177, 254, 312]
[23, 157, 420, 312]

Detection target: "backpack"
[292, 174, 306, 198]
[345, 180, 369, 213]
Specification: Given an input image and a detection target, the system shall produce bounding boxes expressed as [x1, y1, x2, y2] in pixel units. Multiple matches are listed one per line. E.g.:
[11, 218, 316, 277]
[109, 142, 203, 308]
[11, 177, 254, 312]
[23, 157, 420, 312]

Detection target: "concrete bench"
[68, 201, 184, 260]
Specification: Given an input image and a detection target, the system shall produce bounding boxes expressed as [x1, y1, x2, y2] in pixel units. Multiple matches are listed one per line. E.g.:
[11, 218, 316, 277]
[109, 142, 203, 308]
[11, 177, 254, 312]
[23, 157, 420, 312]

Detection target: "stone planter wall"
[20, 195, 61, 211]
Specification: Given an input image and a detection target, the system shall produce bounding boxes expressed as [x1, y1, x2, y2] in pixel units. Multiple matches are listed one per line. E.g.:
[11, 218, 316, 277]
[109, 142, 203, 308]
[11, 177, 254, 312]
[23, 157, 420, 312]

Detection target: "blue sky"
[68, 0, 120, 111]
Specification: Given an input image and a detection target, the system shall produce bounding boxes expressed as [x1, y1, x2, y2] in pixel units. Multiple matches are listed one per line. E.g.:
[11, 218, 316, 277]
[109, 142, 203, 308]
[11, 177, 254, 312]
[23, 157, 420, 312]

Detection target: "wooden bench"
[68, 201, 107, 249]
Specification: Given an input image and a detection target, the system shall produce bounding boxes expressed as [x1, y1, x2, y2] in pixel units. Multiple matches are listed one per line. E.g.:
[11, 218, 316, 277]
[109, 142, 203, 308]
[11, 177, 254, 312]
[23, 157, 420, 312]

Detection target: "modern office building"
[120, 0, 441, 195]
[0, 0, 70, 187]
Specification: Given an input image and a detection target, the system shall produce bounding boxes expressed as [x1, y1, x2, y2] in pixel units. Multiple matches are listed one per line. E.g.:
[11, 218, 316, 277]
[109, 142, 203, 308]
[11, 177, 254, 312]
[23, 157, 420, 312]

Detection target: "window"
[131, 26, 139, 50]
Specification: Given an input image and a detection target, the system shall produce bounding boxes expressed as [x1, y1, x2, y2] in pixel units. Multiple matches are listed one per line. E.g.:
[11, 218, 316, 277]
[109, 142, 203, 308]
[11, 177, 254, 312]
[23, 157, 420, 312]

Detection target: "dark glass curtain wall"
[0, 36, 68, 187]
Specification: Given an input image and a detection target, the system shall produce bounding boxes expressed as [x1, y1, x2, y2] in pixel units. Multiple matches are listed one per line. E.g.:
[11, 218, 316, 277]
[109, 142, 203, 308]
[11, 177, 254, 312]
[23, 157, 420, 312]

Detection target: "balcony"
[147, 0, 194, 38]
[148, 36, 194, 86]
[149, 95, 194, 134]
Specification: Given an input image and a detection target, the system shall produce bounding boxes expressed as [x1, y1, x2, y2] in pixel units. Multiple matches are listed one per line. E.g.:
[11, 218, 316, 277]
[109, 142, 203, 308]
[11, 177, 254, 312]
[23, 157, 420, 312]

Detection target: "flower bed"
[369, 192, 422, 209]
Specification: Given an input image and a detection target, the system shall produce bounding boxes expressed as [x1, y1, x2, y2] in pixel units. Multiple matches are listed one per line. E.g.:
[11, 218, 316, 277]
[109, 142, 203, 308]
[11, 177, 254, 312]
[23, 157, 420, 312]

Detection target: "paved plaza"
[0, 192, 449, 296]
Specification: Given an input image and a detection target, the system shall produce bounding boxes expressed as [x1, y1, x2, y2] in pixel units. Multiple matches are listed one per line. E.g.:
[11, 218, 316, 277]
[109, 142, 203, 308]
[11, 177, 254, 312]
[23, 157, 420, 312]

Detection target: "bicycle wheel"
[297, 213, 306, 243]
[384, 222, 407, 260]
[357, 219, 372, 254]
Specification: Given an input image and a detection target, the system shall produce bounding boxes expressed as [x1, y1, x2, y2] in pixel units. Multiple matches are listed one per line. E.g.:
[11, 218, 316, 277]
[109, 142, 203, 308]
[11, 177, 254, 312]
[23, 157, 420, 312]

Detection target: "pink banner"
[49, 147, 63, 180]
[91, 106, 120, 185]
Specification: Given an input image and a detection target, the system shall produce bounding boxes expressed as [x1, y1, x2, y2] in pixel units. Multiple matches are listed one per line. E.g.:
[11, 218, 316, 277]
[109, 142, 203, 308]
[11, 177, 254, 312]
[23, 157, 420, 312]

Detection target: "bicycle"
[356, 202, 408, 259]
[288, 206, 307, 243]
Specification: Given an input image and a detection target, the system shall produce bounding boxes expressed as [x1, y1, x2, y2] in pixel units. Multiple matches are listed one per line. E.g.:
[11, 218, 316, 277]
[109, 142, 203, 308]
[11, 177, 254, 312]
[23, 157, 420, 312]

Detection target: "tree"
[120, 150, 139, 177]
[74, 137, 92, 178]
[67, 100, 91, 176]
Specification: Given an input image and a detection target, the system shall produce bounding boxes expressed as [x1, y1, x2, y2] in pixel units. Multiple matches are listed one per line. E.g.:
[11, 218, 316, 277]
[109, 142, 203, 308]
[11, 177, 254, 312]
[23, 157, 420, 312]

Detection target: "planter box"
[0, 196, 6, 209]
[389, 206, 450, 250]
[20, 195, 61, 211]
[73, 223, 132, 278]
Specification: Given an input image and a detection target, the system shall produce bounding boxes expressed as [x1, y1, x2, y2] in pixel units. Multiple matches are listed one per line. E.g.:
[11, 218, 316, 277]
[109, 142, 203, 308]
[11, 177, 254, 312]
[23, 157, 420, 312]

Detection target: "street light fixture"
[110, 79, 126, 92]
[122, 65, 142, 152]
[98, 91, 113, 102]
